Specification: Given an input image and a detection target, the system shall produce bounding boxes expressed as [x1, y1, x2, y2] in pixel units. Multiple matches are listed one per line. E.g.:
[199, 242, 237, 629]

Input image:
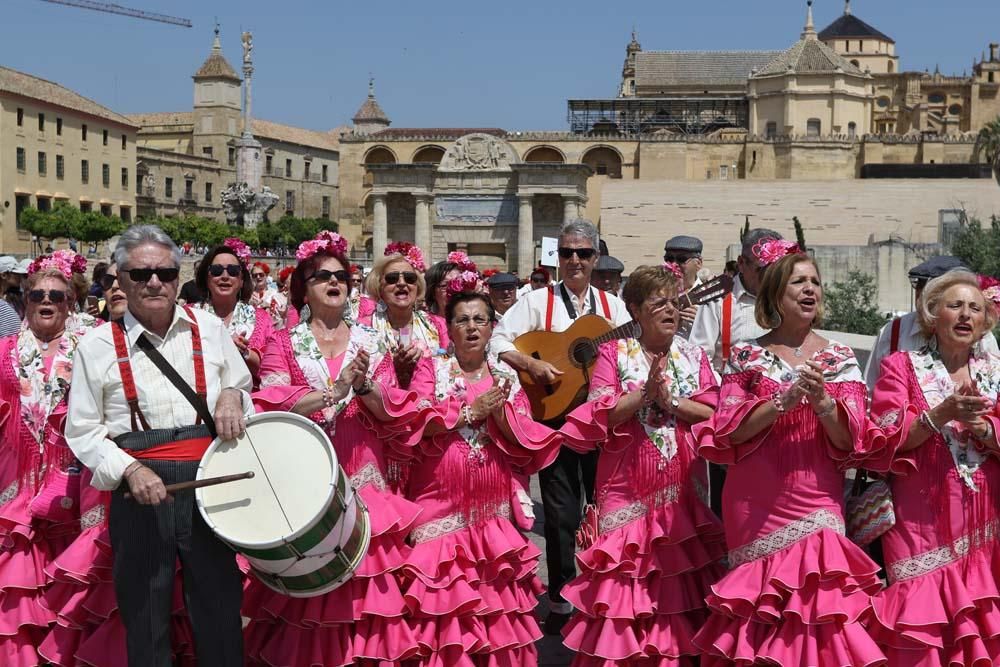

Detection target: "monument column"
[414, 194, 433, 264]
[563, 194, 581, 223]
[372, 193, 388, 255]
[517, 194, 534, 277]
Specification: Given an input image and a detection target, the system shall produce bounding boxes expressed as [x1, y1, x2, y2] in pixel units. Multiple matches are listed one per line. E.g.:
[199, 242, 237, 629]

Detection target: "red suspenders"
[721, 293, 733, 362]
[112, 305, 207, 431]
[545, 286, 612, 332]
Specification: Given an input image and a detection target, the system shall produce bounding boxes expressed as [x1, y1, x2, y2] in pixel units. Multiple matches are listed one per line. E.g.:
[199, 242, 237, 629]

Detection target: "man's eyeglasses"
[384, 271, 418, 285]
[557, 247, 597, 260]
[307, 269, 349, 283]
[209, 264, 242, 278]
[27, 289, 67, 304]
[453, 316, 492, 327]
[663, 253, 699, 264]
[99, 273, 120, 291]
[124, 267, 180, 284]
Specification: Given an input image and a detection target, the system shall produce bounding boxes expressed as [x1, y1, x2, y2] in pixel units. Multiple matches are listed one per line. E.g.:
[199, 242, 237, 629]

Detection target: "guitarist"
[490, 219, 630, 635]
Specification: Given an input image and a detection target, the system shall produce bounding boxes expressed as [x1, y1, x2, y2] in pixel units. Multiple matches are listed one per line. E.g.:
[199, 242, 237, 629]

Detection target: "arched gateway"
[366, 133, 590, 275]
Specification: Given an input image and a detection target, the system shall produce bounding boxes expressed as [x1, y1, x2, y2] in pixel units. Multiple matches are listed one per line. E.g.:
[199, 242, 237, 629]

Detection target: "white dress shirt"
[490, 281, 632, 358]
[689, 274, 769, 370]
[66, 307, 253, 490]
[863, 311, 1000, 389]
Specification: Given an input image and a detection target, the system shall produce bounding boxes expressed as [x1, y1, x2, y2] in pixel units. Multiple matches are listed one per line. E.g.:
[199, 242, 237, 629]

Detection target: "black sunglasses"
[663, 253, 699, 264]
[125, 267, 180, 283]
[28, 289, 67, 304]
[384, 271, 418, 285]
[99, 273, 120, 291]
[308, 269, 349, 283]
[209, 264, 242, 278]
[557, 247, 597, 260]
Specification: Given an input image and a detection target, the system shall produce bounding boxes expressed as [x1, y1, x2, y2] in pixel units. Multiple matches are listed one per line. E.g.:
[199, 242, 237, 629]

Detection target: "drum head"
[197, 412, 338, 549]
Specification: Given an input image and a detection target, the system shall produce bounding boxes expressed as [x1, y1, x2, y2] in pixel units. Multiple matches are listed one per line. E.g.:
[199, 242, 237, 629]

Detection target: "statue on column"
[241, 31, 253, 65]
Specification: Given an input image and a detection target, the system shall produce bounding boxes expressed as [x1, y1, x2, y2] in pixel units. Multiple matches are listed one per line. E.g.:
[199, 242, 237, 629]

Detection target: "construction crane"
[35, 0, 191, 27]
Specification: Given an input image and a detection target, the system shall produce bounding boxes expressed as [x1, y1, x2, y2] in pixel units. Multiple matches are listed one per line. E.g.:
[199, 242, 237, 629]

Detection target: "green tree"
[73, 211, 125, 243]
[951, 215, 1000, 277]
[793, 216, 808, 252]
[823, 271, 887, 336]
[977, 116, 1000, 165]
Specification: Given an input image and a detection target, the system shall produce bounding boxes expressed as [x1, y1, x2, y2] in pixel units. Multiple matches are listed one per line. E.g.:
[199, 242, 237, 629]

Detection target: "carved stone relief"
[439, 133, 518, 172]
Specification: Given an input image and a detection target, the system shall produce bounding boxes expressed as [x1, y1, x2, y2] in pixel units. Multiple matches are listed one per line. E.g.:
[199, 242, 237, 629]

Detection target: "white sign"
[540, 236, 558, 268]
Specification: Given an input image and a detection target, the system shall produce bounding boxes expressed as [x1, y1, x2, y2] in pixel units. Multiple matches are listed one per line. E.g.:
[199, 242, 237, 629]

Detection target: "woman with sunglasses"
[244, 231, 423, 666]
[0, 251, 98, 665]
[350, 242, 448, 390]
[193, 239, 273, 387]
[691, 241, 885, 666]
[556, 264, 727, 666]
[386, 289, 563, 667]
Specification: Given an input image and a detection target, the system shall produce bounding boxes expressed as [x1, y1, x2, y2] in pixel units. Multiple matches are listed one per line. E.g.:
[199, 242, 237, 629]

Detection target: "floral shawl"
[195, 300, 256, 340]
[284, 319, 353, 424]
[346, 306, 444, 380]
[726, 340, 862, 390]
[14, 323, 85, 445]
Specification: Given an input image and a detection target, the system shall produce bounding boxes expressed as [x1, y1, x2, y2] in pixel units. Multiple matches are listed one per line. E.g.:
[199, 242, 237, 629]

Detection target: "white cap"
[0, 256, 17, 273]
[13, 258, 32, 274]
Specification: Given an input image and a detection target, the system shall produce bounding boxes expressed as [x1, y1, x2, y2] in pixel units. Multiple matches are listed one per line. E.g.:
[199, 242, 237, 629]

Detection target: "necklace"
[793, 345, 804, 358]
[35, 330, 64, 351]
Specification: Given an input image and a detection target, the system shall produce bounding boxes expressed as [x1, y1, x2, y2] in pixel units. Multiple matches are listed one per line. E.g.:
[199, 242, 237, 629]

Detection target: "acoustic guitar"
[513, 275, 733, 422]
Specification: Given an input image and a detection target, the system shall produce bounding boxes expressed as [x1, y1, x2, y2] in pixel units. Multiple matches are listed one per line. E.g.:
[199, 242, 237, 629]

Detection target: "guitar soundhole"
[570, 339, 598, 368]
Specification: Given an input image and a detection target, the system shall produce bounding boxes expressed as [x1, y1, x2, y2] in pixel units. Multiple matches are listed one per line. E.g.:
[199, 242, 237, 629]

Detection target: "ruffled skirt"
[693, 527, 886, 667]
[402, 515, 543, 667]
[868, 541, 1000, 667]
[561, 496, 727, 666]
[243, 486, 422, 667]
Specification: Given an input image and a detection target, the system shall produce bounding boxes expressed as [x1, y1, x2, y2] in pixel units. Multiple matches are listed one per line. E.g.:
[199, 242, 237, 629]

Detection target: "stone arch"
[523, 145, 566, 163]
[411, 145, 446, 164]
[581, 145, 623, 178]
[363, 145, 397, 164]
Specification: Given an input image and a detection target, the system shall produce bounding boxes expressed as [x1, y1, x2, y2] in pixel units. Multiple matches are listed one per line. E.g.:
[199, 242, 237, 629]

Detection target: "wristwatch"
[355, 378, 374, 396]
[670, 397, 681, 413]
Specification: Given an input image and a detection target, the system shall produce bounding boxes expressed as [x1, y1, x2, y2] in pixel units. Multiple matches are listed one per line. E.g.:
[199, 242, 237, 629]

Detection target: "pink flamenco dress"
[861, 347, 1000, 666]
[195, 300, 274, 388]
[243, 318, 424, 667]
[558, 337, 728, 666]
[386, 355, 562, 667]
[691, 340, 887, 667]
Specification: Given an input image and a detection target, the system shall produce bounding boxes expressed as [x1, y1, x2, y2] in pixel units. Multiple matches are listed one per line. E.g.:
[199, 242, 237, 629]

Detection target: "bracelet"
[355, 378, 374, 396]
[771, 392, 786, 415]
[462, 403, 477, 426]
[321, 387, 336, 408]
[124, 463, 143, 480]
[919, 410, 942, 435]
[814, 398, 837, 419]
[640, 384, 655, 410]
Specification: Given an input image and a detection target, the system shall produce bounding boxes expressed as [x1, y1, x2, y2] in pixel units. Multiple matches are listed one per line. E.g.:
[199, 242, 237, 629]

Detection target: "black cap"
[594, 255, 625, 273]
[664, 235, 703, 254]
[486, 272, 519, 288]
[908, 256, 967, 281]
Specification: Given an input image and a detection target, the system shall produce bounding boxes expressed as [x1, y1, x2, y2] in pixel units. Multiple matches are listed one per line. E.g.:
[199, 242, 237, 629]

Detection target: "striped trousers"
[109, 459, 243, 667]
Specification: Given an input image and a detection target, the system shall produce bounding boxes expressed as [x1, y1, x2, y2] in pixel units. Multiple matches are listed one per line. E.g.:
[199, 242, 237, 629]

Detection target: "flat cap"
[664, 235, 703, 254]
[594, 255, 625, 273]
[908, 256, 967, 281]
[13, 259, 31, 274]
[0, 257, 17, 273]
[486, 272, 519, 288]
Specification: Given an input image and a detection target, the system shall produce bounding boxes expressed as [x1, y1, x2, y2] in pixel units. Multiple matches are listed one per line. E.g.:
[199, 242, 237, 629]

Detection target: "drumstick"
[124, 471, 255, 500]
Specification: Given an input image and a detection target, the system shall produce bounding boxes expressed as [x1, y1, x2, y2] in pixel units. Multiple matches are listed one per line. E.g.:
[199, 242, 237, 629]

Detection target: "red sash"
[124, 436, 212, 461]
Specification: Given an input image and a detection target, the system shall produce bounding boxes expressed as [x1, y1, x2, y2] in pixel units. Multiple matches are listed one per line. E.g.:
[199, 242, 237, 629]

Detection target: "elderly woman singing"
[864, 269, 1000, 665]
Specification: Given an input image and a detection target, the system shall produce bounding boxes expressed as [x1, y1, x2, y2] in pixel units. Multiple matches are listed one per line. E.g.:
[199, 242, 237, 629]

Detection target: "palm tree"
[976, 117, 1000, 186]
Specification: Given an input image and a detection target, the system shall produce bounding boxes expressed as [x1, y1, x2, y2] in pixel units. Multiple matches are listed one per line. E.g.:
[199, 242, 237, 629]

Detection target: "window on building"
[82, 124, 87, 141]
[15, 194, 29, 228]
[265, 154, 273, 173]
[202, 146, 213, 157]
[80, 201, 92, 213]
[165, 177, 173, 198]
[37, 197, 51, 213]
[228, 146, 235, 166]
[38, 113, 45, 132]
[102, 129, 108, 146]
[719, 165, 728, 180]
[16, 147, 25, 173]
[939, 209, 966, 247]
[185, 179, 193, 201]
[56, 155, 64, 179]
[304, 161, 311, 180]
[136, 172, 143, 195]
[205, 182, 213, 202]
[16, 108, 23, 127]
[990, 72, 996, 83]
[121, 134, 127, 151]
[806, 118, 821, 137]
[285, 158, 292, 178]
[858, 40, 863, 52]
[285, 190, 295, 214]
[321, 196, 330, 219]
[595, 163, 608, 176]
[121, 167, 128, 189]
[121, 207, 132, 223]
[765, 121, 777, 139]
[56, 118, 62, 136]
[630, 80, 636, 93]
[848, 122, 857, 138]
[38, 152, 46, 176]
[81, 159, 89, 184]
[887, 60, 895, 73]
[322, 164, 328, 183]
[100, 204, 112, 217]
[844, 41, 849, 52]
[102, 163, 110, 188]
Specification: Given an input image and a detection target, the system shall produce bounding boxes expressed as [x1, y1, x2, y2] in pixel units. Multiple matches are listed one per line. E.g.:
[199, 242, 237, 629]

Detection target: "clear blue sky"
[4, 0, 999, 132]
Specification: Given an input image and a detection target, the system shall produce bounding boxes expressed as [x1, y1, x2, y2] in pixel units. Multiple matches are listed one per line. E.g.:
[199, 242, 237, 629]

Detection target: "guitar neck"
[593, 321, 640, 345]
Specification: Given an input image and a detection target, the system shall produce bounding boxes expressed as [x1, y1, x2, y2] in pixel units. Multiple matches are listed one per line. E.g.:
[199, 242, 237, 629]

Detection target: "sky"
[3, 0, 1000, 133]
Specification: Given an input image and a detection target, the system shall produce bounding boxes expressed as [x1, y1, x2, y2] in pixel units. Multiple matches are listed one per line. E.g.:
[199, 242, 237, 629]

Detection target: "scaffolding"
[567, 97, 749, 137]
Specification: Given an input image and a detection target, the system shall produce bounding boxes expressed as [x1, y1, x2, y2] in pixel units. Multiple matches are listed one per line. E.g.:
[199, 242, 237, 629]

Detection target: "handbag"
[845, 469, 895, 547]
[28, 466, 81, 523]
[576, 504, 599, 550]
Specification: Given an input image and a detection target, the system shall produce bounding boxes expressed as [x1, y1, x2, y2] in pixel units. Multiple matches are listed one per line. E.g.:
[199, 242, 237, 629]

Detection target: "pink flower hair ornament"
[753, 239, 802, 267]
[28, 250, 87, 279]
[446, 250, 478, 273]
[384, 241, 427, 273]
[446, 270, 482, 299]
[978, 275, 1000, 308]
[662, 262, 684, 281]
[222, 238, 252, 267]
[295, 230, 349, 263]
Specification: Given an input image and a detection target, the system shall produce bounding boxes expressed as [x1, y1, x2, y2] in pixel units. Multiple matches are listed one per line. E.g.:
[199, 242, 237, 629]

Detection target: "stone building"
[337, 2, 1000, 269]
[128, 29, 341, 225]
[0, 65, 138, 253]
